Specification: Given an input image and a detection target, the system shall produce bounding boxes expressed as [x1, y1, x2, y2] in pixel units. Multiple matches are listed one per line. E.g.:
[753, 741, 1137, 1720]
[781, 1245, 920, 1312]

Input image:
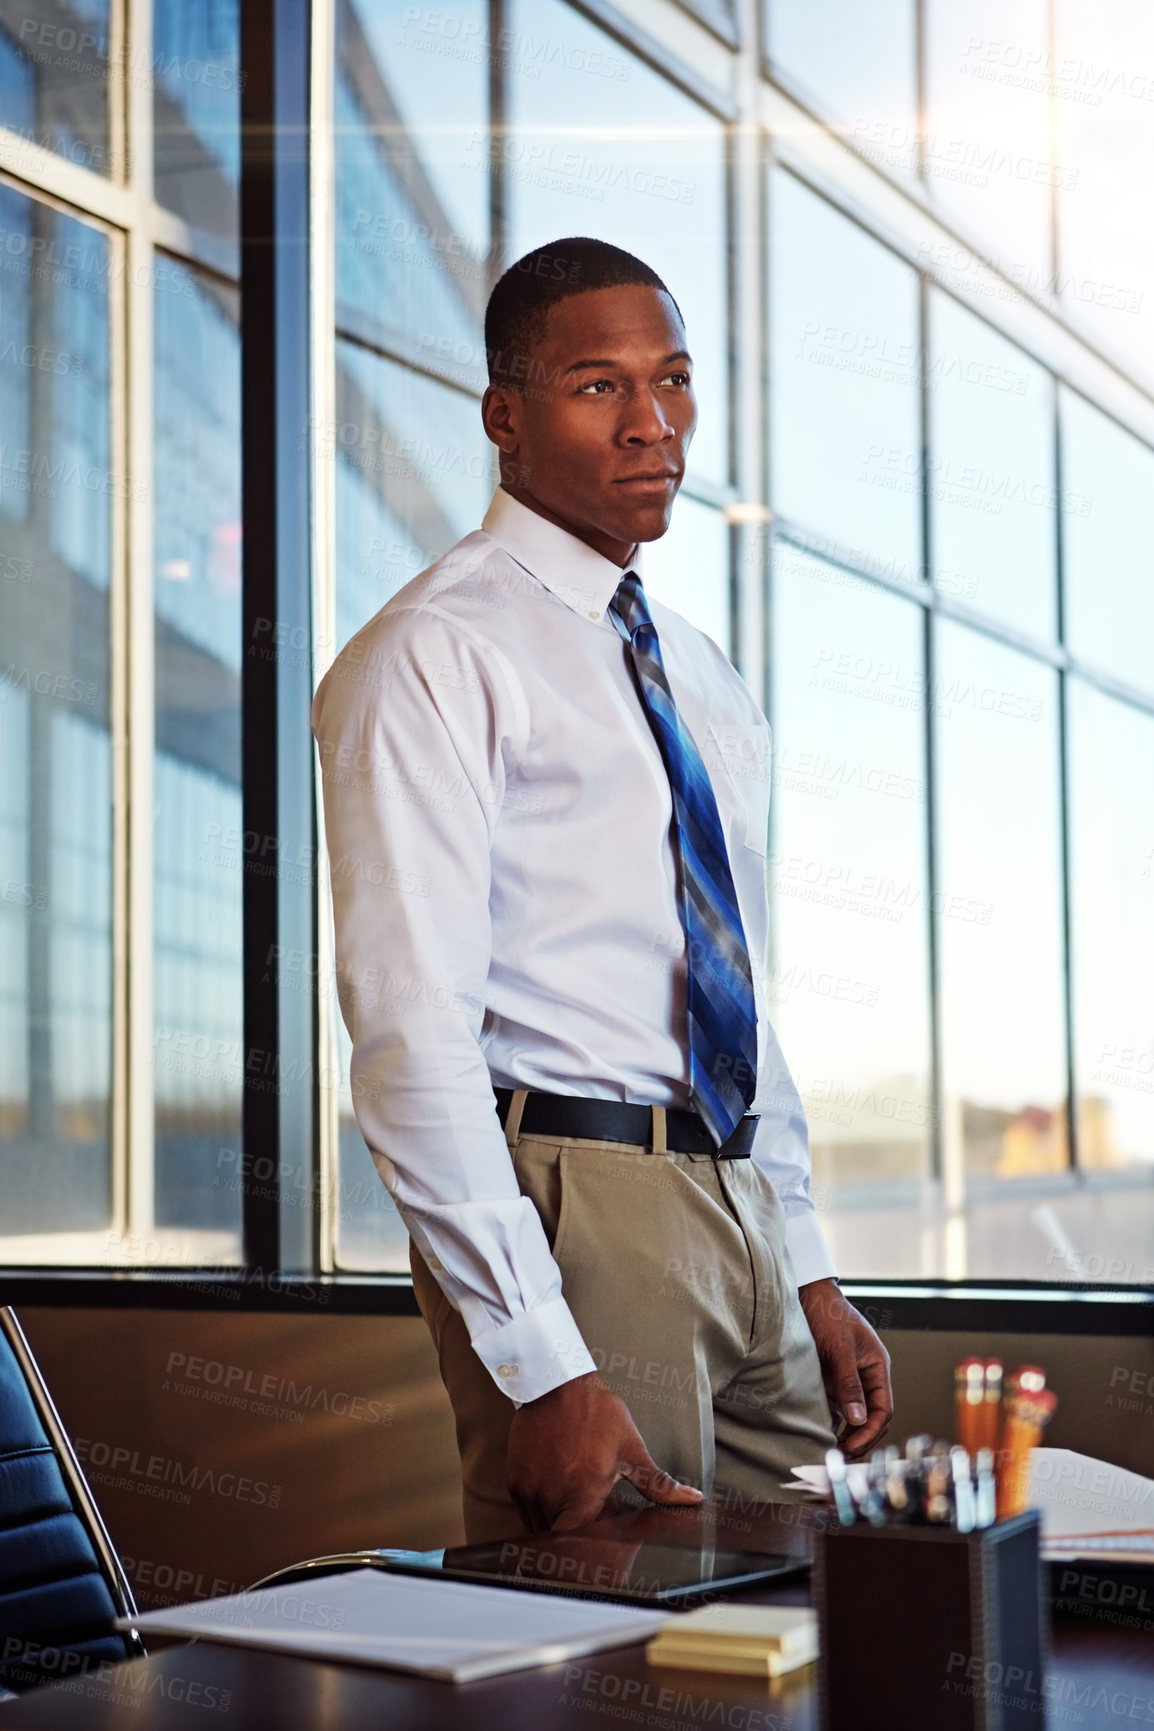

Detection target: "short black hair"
[484, 237, 680, 389]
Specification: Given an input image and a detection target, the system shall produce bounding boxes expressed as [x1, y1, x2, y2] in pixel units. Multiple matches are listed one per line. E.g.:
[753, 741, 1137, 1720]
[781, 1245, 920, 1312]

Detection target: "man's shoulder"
[371, 529, 528, 637]
[312, 531, 527, 726]
[397, 528, 542, 616]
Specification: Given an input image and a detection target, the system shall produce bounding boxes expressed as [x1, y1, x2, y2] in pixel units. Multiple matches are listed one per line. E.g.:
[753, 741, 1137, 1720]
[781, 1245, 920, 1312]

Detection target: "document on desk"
[1029, 1449, 1154, 1562]
[120, 1568, 672, 1683]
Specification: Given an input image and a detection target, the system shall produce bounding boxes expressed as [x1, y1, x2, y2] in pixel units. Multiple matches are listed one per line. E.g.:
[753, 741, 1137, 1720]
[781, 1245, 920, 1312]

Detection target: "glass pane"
[1066, 680, 1154, 1277]
[924, 0, 1053, 282]
[770, 546, 932, 1274]
[335, 0, 488, 358]
[1053, 0, 1154, 390]
[0, 0, 113, 177]
[642, 495, 730, 654]
[331, 341, 492, 1271]
[152, 0, 241, 254]
[766, 0, 916, 146]
[0, 191, 112, 1235]
[935, 622, 1067, 1276]
[926, 291, 1057, 640]
[333, 341, 494, 655]
[769, 171, 921, 579]
[152, 259, 243, 1249]
[505, 0, 729, 487]
[1060, 388, 1154, 698]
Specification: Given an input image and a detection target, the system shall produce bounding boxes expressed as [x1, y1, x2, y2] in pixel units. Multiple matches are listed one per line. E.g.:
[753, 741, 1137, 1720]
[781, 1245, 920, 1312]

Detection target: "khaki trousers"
[411, 1100, 835, 1543]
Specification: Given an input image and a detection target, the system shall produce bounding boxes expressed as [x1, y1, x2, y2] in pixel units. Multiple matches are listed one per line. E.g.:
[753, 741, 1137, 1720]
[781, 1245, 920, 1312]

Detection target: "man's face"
[482, 283, 697, 565]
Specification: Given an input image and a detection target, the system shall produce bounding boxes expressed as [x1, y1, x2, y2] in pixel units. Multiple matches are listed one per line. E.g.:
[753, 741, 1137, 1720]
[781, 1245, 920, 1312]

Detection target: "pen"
[979, 1360, 1003, 1454]
[903, 1434, 932, 1524]
[882, 1445, 910, 1519]
[956, 1358, 985, 1455]
[859, 1452, 888, 1526]
[950, 1446, 976, 1534]
[924, 1444, 953, 1524]
[1005, 1365, 1046, 1401]
[826, 1447, 857, 1527]
[996, 1388, 1057, 1520]
[974, 1447, 997, 1528]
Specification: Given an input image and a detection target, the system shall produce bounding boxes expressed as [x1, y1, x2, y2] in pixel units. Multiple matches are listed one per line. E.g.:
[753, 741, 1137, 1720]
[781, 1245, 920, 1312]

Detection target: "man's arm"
[316, 609, 595, 1391]
[797, 1279, 893, 1458]
[313, 606, 699, 1525]
[315, 610, 589, 1399]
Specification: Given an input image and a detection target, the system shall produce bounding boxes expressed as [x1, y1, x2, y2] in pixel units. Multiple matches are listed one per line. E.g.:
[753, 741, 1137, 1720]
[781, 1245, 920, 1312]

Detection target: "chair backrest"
[0, 1307, 143, 1692]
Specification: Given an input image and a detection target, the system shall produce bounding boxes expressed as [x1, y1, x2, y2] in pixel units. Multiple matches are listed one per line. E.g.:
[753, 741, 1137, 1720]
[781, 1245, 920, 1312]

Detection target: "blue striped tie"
[610, 572, 758, 1146]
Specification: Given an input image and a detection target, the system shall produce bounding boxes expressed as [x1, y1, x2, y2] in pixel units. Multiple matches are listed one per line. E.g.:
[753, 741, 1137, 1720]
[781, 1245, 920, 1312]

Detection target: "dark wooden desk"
[5, 1505, 1152, 1730]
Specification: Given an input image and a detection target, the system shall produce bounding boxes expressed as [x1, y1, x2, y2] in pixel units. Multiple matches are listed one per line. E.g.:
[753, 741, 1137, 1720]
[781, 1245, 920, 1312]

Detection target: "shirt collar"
[480, 486, 645, 624]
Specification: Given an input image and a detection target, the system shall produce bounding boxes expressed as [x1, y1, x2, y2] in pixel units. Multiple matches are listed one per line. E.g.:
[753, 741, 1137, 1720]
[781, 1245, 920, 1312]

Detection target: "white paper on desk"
[783, 1462, 869, 1501]
[1030, 1449, 1154, 1558]
[118, 1568, 673, 1684]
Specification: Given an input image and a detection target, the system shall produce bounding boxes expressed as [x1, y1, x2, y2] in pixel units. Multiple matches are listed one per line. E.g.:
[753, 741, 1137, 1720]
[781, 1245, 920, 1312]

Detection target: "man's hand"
[798, 1278, 893, 1459]
[506, 1372, 703, 1533]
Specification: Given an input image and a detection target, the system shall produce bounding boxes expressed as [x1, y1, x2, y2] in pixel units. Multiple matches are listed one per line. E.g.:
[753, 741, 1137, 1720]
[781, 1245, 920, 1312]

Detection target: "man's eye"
[577, 378, 616, 394]
[661, 371, 691, 387]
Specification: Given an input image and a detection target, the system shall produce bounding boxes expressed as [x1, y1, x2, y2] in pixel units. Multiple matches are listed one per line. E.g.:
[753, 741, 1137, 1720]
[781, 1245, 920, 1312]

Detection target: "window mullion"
[121, 0, 157, 1256]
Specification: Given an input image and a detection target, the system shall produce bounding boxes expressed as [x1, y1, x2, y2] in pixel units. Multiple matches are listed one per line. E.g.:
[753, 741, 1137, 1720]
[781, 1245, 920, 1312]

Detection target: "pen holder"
[814, 1510, 1045, 1731]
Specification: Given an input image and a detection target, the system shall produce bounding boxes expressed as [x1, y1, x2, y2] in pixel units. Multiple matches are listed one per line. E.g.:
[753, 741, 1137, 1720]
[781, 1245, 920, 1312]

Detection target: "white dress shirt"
[312, 487, 836, 1405]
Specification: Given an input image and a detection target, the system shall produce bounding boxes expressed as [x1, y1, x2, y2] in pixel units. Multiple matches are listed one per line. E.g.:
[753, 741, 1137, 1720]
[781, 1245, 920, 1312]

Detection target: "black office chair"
[0, 1306, 144, 1694]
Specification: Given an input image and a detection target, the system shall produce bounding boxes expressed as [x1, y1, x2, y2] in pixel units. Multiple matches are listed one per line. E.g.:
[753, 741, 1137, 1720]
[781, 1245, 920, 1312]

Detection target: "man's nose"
[621, 390, 675, 444]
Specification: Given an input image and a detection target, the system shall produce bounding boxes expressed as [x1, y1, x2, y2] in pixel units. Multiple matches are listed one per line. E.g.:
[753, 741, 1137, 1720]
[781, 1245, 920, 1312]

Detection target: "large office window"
[923, 0, 1053, 283]
[152, 264, 242, 1242]
[769, 547, 931, 1275]
[765, 0, 917, 157]
[152, 0, 240, 256]
[1066, 684, 1154, 1201]
[769, 170, 922, 583]
[335, 0, 488, 364]
[1, 0, 1151, 1298]
[1051, 0, 1154, 394]
[149, 2, 243, 1259]
[0, 1, 243, 1265]
[934, 623, 1067, 1277]
[767, 162, 1154, 1280]
[926, 291, 1056, 642]
[0, 0, 113, 175]
[1059, 389, 1154, 702]
[0, 191, 114, 1247]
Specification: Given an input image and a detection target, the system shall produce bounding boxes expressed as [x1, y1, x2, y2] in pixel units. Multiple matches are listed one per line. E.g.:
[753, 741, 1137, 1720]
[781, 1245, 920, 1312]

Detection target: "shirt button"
[497, 1363, 518, 1379]
[588, 610, 600, 620]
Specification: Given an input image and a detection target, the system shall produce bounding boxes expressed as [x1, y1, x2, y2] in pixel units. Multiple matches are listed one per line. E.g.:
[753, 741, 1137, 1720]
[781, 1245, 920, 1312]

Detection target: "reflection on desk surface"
[7, 1504, 1150, 1728]
[420, 1532, 805, 1605]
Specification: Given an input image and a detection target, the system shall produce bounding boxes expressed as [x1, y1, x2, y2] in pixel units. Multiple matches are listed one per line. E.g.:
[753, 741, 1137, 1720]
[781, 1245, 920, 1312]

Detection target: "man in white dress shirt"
[313, 238, 893, 1540]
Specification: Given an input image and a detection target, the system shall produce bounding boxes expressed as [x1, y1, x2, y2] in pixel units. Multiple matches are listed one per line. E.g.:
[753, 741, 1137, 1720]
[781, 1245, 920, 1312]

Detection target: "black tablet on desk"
[376, 1535, 806, 1607]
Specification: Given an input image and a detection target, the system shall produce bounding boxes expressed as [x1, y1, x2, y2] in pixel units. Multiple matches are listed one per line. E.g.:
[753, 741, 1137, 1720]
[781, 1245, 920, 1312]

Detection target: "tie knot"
[613, 570, 652, 641]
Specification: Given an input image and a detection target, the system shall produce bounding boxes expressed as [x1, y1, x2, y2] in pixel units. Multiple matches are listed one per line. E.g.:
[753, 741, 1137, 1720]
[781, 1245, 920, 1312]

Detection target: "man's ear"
[482, 382, 523, 455]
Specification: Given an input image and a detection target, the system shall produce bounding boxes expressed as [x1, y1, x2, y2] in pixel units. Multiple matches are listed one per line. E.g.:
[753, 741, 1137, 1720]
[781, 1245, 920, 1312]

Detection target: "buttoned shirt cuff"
[785, 1208, 838, 1289]
[469, 1298, 598, 1406]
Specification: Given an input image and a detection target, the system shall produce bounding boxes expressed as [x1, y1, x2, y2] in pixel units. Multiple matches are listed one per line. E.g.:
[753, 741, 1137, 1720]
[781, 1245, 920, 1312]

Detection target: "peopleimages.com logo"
[73, 1438, 281, 1508]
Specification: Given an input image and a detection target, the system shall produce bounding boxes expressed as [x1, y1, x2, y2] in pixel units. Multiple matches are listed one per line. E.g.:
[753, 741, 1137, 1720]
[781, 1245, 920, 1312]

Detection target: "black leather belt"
[493, 1088, 757, 1159]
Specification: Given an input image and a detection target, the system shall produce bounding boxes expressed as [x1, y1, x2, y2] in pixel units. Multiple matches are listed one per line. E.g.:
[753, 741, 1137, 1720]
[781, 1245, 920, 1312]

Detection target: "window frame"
[0, 0, 1150, 1326]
